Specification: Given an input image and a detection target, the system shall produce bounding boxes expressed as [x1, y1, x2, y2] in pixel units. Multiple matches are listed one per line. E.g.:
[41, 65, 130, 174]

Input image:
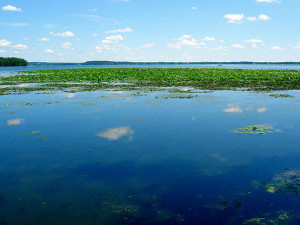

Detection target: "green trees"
[0, 57, 28, 67]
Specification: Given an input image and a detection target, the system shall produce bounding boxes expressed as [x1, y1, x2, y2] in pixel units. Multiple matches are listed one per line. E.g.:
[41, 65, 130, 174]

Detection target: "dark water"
[1, 63, 300, 77]
[1, 89, 300, 224]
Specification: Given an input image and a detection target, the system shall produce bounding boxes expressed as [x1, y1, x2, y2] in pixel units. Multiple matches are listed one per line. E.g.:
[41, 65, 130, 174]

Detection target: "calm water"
[1, 89, 300, 224]
[1, 63, 300, 77]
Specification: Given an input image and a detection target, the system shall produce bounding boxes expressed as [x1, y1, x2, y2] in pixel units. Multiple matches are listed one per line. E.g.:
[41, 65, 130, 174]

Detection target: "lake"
[1, 86, 300, 224]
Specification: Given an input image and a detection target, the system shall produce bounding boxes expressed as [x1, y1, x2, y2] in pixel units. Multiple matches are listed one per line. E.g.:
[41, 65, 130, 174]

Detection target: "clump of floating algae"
[230, 125, 283, 134]
[269, 94, 294, 98]
[243, 211, 290, 225]
[265, 169, 300, 195]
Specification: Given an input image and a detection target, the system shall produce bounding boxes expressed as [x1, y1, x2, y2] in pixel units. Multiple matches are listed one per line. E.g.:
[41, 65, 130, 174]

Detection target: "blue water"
[1, 89, 300, 224]
[1, 63, 300, 77]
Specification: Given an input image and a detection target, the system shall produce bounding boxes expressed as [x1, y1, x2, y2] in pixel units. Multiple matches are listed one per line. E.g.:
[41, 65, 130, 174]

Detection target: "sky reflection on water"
[1, 89, 300, 224]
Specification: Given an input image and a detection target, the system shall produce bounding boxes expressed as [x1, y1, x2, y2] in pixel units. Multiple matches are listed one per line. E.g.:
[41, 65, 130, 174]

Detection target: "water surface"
[1, 89, 300, 224]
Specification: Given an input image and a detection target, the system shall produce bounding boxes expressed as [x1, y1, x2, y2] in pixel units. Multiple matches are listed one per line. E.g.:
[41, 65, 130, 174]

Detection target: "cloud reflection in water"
[96, 126, 134, 141]
[7, 118, 25, 126]
[224, 104, 267, 113]
[224, 104, 243, 113]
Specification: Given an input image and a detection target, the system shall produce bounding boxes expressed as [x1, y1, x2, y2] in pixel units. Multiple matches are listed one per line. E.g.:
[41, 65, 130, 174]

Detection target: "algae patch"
[230, 125, 283, 134]
[269, 94, 294, 98]
[265, 169, 300, 195]
[243, 211, 290, 225]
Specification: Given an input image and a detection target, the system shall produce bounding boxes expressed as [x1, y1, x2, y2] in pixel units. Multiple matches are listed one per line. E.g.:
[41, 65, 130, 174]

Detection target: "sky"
[0, 0, 300, 62]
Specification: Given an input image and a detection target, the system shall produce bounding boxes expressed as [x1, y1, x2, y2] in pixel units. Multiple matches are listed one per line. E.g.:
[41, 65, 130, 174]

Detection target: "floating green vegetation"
[265, 169, 300, 195]
[44, 101, 62, 105]
[39, 136, 48, 140]
[81, 103, 96, 106]
[22, 130, 48, 140]
[156, 94, 198, 99]
[31, 131, 41, 134]
[19, 102, 39, 107]
[269, 94, 294, 98]
[168, 88, 194, 93]
[130, 91, 147, 97]
[1, 68, 300, 92]
[230, 125, 283, 134]
[243, 211, 290, 225]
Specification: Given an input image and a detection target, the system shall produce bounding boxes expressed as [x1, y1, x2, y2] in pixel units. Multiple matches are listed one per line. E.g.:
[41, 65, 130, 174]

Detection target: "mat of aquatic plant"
[1, 68, 300, 91]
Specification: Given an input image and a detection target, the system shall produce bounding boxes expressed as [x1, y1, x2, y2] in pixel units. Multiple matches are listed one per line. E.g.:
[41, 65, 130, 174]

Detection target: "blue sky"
[0, 0, 300, 62]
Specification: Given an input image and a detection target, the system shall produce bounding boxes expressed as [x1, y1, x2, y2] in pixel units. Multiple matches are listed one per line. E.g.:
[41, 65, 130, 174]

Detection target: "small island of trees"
[0, 57, 28, 67]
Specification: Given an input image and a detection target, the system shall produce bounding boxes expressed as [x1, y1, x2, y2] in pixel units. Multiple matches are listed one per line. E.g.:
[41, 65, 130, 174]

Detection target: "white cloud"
[192, 6, 197, 10]
[258, 14, 270, 20]
[167, 35, 206, 50]
[104, 28, 133, 33]
[167, 43, 182, 50]
[224, 14, 244, 24]
[60, 42, 73, 50]
[49, 31, 75, 37]
[74, 14, 115, 25]
[225, 14, 270, 24]
[88, 8, 97, 12]
[7, 118, 24, 126]
[293, 46, 300, 49]
[140, 42, 155, 49]
[257, 0, 279, 2]
[244, 39, 264, 43]
[231, 44, 245, 48]
[0, 39, 12, 47]
[247, 17, 257, 22]
[271, 46, 284, 50]
[38, 38, 50, 42]
[210, 47, 228, 51]
[180, 39, 199, 47]
[92, 33, 98, 37]
[95, 34, 130, 53]
[0, 39, 28, 50]
[2, 5, 22, 12]
[180, 35, 192, 39]
[0, 50, 6, 53]
[96, 126, 134, 141]
[11, 44, 28, 50]
[203, 37, 216, 41]
[102, 35, 124, 44]
[45, 49, 54, 53]
[245, 39, 264, 48]
[224, 104, 243, 113]
[0, 23, 29, 27]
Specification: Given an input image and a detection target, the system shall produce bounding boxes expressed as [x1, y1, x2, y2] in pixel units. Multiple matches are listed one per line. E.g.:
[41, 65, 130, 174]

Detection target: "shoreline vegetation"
[1, 68, 300, 95]
[0, 57, 28, 67]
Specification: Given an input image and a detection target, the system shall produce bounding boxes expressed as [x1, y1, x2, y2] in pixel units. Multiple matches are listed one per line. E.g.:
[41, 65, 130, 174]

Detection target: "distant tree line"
[0, 57, 28, 67]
